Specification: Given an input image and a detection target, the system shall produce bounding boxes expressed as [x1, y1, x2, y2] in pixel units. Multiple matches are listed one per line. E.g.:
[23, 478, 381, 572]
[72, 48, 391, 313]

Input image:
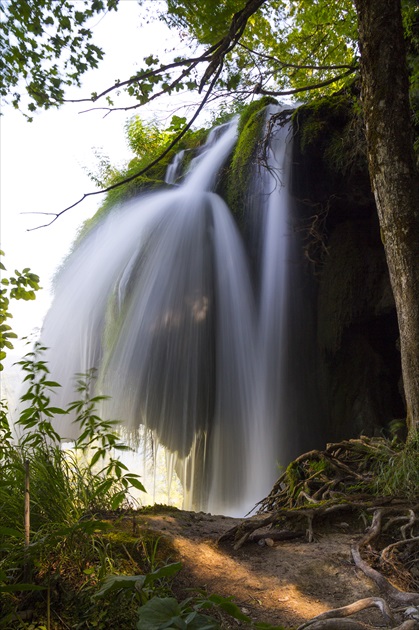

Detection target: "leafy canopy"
[1, 0, 359, 120]
[2, 0, 417, 118]
[2, 0, 416, 227]
[0, 0, 118, 118]
[158, 0, 358, 99]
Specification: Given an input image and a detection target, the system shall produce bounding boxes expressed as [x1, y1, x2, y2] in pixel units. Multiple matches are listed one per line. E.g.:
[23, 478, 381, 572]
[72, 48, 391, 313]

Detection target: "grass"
[0, 344, 154, 628]
[372, 430, 419, 500]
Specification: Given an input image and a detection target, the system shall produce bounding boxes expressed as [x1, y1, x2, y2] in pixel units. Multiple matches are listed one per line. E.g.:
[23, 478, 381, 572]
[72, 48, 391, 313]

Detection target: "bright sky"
[1, 1, 197, 392]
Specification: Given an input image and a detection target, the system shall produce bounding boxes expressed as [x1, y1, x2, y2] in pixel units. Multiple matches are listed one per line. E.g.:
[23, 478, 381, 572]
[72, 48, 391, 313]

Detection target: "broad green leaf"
[143, 562, 182, 586]
[110, 490, 126, 509]
[136, 597, 182, 630]
[184, 615, 219, 629]
[127, 477, 147, 493]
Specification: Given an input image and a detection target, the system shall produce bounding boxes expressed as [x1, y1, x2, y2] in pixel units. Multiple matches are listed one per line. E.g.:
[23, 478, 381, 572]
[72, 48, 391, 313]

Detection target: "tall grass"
[372, 428, 419, 500]
[0, 343, 146, 627]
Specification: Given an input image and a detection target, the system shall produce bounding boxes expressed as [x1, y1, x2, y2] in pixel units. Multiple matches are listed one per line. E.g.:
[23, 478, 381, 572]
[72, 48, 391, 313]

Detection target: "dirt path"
[133, 509, 391, 628]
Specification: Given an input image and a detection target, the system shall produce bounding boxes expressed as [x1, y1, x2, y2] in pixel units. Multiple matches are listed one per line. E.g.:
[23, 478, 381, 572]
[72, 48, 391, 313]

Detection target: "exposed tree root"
[218, 437, 419, 629]
[351, 508, 419, 607]
[296, 597, 395, 629]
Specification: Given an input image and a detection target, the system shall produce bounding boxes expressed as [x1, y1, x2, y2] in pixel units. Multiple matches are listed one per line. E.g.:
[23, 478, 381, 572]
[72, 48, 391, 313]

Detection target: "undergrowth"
[372, 430, 419, 501]
[0, 344, 286, 630]
[0, 343, 149, 628]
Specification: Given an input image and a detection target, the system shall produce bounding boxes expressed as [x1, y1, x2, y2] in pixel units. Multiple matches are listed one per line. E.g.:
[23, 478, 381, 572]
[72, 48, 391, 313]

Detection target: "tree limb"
[64, 0, 268, 107]
[64, 56, 208, 105]
[25, 65, 224, 231]
[238, 42, 358, 71]
[256, 68, 357, 97]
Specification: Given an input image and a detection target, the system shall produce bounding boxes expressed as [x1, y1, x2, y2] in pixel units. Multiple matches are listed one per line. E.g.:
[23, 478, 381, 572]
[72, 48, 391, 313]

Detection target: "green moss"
[226, 97, 278, 221]
[285, 461, 303, 495]
[237, 95, 279, 135]
[293, 86, 367, 176]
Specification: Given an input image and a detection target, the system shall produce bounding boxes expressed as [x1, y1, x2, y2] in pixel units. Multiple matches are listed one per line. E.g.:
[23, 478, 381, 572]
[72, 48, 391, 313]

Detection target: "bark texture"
[354, 0, 419, 435]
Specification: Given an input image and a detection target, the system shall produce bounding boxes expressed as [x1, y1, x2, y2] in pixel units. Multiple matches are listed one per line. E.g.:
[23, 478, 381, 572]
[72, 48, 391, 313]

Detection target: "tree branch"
[24, 0, 272, 228]
[64, 56, 209, 105]
[256, 68, 357, 96]
[25, 66, 224, 231]
[238, 42, 358, 71]
[198, 0, 268, 91]
[78, 60, 201, 115]
[63, 0, 268, 108]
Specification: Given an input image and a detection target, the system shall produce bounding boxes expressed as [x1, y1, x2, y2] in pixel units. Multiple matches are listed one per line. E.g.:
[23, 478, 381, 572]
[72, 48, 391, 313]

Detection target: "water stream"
[41, 109, 303, 515]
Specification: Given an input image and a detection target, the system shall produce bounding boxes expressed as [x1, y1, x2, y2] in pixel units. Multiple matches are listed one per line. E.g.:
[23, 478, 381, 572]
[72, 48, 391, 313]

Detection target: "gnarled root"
[297, 597, 395, 629]
[351, 508, 419, 607]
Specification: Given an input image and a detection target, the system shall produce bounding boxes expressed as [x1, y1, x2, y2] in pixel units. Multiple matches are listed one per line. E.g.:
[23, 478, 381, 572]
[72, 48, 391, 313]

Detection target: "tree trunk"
[353, 0, 419, 438]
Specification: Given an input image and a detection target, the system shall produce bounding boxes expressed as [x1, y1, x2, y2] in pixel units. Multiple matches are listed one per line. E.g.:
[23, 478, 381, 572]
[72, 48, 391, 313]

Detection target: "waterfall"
[40, 109, 305, 515]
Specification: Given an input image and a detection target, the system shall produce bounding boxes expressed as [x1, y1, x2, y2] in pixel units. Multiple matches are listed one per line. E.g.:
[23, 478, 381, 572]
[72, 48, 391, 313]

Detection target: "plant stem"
[24, 459, 30, 581]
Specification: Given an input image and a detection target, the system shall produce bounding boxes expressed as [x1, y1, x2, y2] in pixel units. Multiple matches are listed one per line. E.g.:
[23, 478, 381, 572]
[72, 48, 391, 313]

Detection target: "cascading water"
[40, 108, 308, 515]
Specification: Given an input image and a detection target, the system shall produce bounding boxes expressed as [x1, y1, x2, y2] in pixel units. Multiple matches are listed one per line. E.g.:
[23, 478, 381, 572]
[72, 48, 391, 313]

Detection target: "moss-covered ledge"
[226, 96, 279, 222]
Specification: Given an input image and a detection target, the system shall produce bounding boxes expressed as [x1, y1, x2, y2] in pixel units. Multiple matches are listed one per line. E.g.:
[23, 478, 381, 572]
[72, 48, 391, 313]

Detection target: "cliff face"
[291, 93, 405, 440]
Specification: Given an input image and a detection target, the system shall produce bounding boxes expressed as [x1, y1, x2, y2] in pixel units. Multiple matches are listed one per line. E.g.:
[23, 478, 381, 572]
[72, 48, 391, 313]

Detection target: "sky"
[1, 1, 198, 396]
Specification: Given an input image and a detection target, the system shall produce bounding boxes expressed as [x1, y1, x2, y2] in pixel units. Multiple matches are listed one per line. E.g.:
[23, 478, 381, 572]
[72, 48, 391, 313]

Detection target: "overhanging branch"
[25, 65, 224, 231]
[239, 42, 358, 72]
[64, 0, 268, 108]
[256, 67, 357, 96]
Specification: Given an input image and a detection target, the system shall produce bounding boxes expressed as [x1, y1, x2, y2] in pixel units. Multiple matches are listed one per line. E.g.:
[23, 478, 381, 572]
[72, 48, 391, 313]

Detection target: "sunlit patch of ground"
[134, 510, 382, 628]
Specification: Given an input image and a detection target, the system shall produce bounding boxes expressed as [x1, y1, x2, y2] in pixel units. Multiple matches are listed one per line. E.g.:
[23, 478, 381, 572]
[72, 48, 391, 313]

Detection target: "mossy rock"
[226, 96, 278, 222]
[293, 86, 367, 177]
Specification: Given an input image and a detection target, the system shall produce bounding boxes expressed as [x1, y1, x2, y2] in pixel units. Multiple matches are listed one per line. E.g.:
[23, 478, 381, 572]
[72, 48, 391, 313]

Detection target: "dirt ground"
[132, 508, 398, 629]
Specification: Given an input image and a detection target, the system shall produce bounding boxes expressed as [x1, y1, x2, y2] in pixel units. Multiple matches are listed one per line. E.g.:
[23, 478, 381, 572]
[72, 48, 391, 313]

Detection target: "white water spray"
[41, 111, 299, 515]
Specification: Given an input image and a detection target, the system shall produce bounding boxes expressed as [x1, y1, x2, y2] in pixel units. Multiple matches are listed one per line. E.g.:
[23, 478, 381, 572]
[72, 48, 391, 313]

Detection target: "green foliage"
[95, 580, 286, 630]
[156, 0, 358, 101]
[372, 431, 419, 501]
[0, 251, 41, 371]
[293, 88, 367, 176]
[78, 115, 209, 240]
[0, 343, 149, 626]
[0, 0, 118, 118]
[136, 595, 221, 629]
[2, 0, 417, 124]
[93, 562, 182, 604]
[135, 591, 286, 630]
[159, 0, 245, 45]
